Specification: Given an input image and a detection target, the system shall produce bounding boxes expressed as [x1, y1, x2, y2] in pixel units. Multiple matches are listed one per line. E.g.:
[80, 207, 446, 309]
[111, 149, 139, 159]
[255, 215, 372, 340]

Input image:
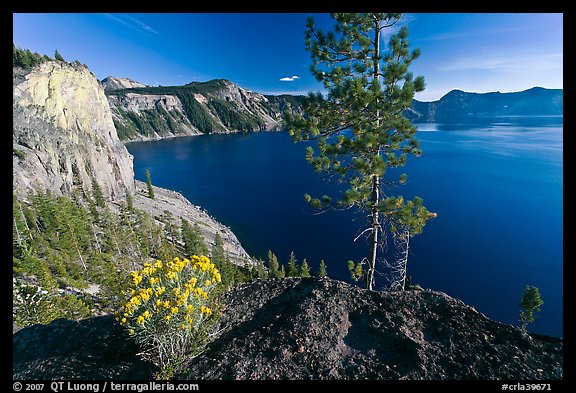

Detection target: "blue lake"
[126, 117, 563, 338]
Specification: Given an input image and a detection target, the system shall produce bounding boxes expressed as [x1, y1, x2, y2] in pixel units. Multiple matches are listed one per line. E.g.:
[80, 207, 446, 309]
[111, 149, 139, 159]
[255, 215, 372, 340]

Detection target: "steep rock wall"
[13, 61, 134, 200]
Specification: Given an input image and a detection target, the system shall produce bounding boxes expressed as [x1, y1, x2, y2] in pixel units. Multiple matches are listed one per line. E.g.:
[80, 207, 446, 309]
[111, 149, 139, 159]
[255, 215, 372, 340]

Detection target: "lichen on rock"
[13, 61, 134, 200]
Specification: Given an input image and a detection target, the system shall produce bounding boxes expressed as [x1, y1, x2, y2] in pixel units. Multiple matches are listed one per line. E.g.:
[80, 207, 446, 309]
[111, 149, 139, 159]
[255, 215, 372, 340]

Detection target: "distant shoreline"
[121, 129, 286, 144]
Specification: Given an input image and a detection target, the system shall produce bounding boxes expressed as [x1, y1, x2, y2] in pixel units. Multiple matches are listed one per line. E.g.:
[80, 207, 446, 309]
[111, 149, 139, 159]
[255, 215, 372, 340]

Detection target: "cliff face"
[13, 61, 135, 200]
[106, 79, 304, 141]
[12, 278, 562, 380]
[12, 61, 251, 265]
[108, 92, 201, 141]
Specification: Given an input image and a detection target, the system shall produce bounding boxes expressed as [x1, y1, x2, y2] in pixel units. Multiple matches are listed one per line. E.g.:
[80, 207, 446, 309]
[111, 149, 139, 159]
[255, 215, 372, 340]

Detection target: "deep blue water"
[126, 117, 563, 337]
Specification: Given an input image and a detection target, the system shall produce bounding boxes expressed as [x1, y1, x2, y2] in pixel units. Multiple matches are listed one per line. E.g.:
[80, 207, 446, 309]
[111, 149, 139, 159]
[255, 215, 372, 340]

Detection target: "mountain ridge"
[106, 78, 305, 141]
[105, 78, 562, 141]
[409, 86, 562, 121]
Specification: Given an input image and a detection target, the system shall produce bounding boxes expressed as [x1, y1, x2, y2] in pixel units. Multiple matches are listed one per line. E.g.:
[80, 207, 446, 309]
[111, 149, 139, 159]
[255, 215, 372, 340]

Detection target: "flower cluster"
[116, 255, 221, 345]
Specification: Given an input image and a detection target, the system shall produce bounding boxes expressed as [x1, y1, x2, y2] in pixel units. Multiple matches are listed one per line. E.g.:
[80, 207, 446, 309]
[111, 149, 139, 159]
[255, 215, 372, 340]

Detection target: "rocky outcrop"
[106, 79, 304, 141]
[101, 76, 147, 91]
[131, 180, 252, 265]
[12, 315, 156, 379]
[13, 62, 134, 200]
[13, 278, 562, 380]
[182, 278, 562, 380]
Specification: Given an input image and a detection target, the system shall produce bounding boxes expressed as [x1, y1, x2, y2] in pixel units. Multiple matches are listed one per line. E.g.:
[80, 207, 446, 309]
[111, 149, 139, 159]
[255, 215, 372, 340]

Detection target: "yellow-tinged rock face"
[16, 62, 117, 140]
[13, 61, 134, 200]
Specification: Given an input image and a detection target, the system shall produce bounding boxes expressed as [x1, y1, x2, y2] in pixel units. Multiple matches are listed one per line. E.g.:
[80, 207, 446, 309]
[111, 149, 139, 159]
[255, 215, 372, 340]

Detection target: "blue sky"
[13, 13, 563, 102]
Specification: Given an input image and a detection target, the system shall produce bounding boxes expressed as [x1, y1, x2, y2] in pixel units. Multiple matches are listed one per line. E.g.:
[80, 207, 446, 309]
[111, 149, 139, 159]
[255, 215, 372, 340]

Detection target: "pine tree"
[317, 259, 328, 278]
[211, 233, 234, 285]
[519, 285, 544, 333]
[233, 259, 248, 284]
[256, 259, 268, 279]
[145, 169, 155, 199]
[267, 250, 280, 278]
[300, 258, 311, 278]
[126, 192, 134, 211]
[278, 265, 286, 278]
[286, 251, 299, 277]
[181, 218, 209, 257]
[211, 233, 226, 264]
[224, 257, 236, 288]
[160, 210, 179, 256]
[192, 223, 209, 256]
[54, 49, 65, 62]
[91, 178, 105, 208]
[286, 13, 435, 290]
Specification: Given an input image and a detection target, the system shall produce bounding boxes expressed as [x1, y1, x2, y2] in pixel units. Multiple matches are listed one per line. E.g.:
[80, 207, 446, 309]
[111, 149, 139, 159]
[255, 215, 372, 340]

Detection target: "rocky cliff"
[12, 278, 562, 380]
[106, 79, 304, 141]
[13, 60, 252, 265]
[13, 61, 134, 200]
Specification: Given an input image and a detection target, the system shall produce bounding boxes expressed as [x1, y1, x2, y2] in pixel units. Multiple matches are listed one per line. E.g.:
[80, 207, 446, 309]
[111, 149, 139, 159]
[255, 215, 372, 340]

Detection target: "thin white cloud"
[418, 24, 540, 43]
[280, 75, 300, 82]
[261, 89, 313, 96]
[103, 14, 159, 36]
[438, 53, 562, 73]
[126, 16, 159, 35]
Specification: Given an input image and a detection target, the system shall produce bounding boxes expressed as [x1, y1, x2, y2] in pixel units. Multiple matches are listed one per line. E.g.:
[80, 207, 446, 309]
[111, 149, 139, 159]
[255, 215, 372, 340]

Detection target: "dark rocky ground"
[13, 278, 562, 380]
[13, 315, 157, 379]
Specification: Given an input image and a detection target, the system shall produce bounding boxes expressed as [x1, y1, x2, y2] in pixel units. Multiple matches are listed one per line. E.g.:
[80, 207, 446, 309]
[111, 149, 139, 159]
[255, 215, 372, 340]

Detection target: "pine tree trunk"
[366, 175, 380, 290]
[400, 230, 410, 290]
[365, 17, 382, 291]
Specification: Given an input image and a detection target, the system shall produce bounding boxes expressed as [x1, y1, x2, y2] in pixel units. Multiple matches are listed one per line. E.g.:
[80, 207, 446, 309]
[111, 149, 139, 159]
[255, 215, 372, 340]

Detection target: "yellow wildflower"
[200, 306, 212, 316]
[136, 316, 145, 325]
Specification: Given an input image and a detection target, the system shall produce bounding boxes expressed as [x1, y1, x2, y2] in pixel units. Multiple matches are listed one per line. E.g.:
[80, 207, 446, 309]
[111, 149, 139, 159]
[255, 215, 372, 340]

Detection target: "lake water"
[126, 117, 563, 338]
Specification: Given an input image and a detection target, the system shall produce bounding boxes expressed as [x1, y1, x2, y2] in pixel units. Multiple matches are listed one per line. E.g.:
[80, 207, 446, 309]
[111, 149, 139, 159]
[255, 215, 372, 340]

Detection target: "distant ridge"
[104, 77, 561, 141]
[408, 87, 563, 122]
